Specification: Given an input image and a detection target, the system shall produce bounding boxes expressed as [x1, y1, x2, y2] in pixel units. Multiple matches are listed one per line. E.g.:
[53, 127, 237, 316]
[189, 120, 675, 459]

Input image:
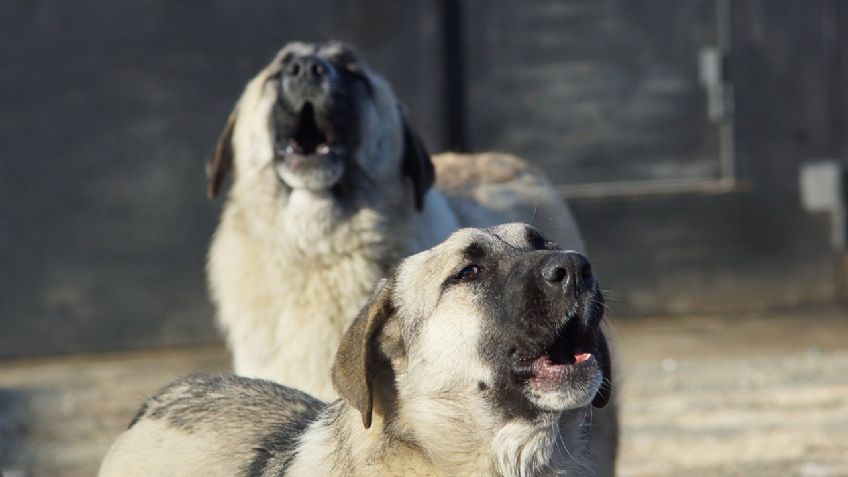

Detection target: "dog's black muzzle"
[501, 250, 605, 379]
[281, 54, 337, 108]
[507, 250, 603, 337]
[482, 249, 610, 418]
[271, 52, 363, 192]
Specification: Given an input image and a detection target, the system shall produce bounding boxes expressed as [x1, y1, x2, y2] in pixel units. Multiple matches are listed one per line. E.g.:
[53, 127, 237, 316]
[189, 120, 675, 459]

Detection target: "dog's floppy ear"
[400, 113, 434, 211]
[592, 331, 613, 408]
[206, 107, 238, 199]
[332, 278, 396, 429]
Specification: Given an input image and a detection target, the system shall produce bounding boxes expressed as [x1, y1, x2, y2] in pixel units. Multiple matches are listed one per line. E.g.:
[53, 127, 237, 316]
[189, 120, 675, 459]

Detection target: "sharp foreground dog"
[101, 224, 612, 477]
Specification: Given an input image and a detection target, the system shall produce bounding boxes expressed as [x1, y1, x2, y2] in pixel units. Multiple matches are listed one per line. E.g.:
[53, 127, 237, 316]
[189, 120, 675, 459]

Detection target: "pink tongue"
[530, 353, 594, 388]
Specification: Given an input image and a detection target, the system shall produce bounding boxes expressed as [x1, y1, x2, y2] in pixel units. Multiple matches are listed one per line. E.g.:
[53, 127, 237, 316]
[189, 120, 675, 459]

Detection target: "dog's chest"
[213, 201, 406, 398]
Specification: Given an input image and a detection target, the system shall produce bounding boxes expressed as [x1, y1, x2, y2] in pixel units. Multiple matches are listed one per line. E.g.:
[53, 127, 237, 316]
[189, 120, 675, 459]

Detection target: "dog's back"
[434, 151, 585, 252]
[99, 375, 324, 477]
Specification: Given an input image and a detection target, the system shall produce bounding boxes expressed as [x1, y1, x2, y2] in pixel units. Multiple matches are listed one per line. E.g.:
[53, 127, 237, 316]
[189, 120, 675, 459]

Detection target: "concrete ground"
[1, 306, 847, 477]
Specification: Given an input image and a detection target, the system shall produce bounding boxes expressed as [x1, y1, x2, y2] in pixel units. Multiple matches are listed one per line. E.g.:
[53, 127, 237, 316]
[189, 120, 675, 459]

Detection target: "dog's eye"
[455, 265, 482, 282]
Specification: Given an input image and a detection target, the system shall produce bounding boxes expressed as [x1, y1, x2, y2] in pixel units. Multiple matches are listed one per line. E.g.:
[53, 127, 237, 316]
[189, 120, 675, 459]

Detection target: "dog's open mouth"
[521, 318, 599, 391]
[274, 102, 348, 190]
[280, 103, 343, 158]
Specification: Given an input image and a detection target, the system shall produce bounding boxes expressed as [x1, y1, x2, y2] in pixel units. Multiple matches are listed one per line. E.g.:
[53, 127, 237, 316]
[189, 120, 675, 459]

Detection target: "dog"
[207, 40, 584, 400]
[205, 41, 616, 474]
[100, 224, 612, 477]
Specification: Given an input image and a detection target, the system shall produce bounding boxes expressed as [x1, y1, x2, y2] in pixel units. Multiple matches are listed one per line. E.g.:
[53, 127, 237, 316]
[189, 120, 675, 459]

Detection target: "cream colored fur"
[209, 43, 584, 400]
[207, 42, 616, 475]
[101, 225, 604, 477]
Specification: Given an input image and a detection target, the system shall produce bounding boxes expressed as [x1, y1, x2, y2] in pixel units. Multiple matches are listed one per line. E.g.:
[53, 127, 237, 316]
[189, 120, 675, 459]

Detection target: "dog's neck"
[390, 397, 593, 477]
[287, 402, 591, 477]
[229, 179, 455, 260]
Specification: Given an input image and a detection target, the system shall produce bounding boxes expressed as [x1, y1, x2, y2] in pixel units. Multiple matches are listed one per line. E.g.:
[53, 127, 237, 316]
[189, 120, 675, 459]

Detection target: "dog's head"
[207, 41, 433, 210]
[332, 223, 611, 430]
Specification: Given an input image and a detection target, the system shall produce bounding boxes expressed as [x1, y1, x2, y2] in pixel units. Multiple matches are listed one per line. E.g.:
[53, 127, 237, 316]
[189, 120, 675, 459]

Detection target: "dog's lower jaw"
[525, 366, 605, 413]
[274, 156, 346, 191]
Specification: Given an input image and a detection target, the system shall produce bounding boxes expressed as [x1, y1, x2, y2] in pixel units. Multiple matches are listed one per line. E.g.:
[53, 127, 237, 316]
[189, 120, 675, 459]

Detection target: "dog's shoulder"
[432, 152, 585, 252]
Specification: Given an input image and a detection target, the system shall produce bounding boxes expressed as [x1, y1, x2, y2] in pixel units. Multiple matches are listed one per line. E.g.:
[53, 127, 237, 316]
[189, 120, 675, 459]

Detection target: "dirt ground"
[1, 306, 847, 477]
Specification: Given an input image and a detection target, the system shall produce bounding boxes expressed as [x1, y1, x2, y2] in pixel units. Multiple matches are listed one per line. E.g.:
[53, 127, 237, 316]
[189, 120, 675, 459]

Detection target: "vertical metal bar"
[716, 0, 736, 181]
[440, 0, 468, 152]
[824, 0, 844, 158]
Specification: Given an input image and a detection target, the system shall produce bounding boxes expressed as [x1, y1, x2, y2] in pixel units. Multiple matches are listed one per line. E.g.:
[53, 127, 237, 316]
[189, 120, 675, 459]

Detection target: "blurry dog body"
[101, 224, 610, 477]
[207, 42, 584, 400]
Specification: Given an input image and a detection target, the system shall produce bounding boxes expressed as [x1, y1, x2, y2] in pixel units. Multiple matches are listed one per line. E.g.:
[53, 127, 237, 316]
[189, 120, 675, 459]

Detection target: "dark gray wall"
[0, 1, 443, 357]
[459, 0, 843, 314]
[1, 0, 845, 357]
[536, 1, 848, 313]
[464, 0, 721, 185]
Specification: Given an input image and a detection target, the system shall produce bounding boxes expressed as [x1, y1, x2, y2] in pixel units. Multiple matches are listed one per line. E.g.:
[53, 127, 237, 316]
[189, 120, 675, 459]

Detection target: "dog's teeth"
[317, 144, 330, 155]
[285, 140, 300, 155]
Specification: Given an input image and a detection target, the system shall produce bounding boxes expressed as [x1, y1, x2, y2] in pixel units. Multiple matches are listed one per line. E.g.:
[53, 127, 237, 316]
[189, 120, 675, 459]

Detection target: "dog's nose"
[284, 55, 333, 85]
[540, 252, 594, 293]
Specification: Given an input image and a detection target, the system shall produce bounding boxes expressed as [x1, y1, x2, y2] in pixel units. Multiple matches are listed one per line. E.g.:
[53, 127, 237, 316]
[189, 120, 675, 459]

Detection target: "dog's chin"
[274, 153, 345, 192]
[515, 311, 605, 412]
[523, 358, 603, 412]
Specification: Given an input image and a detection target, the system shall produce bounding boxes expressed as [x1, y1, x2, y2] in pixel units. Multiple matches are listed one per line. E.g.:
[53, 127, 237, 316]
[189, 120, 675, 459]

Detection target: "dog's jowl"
[100, 224, 612, 477]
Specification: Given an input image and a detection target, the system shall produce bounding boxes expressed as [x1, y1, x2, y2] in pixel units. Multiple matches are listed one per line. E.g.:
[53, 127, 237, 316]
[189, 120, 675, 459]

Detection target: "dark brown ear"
[400, 116, 434, 211]
[592, 331, 613, 408]
[332, 279, 396, 429]
[206, 107, 238, 199]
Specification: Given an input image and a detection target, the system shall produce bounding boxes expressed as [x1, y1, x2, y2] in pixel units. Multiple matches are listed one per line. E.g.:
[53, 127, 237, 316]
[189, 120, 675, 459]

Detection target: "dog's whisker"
[553, 418, 596, 476]
[602, 302, 624, 318]
[529, 190, 542, 227]
[577, 406, 601, 477]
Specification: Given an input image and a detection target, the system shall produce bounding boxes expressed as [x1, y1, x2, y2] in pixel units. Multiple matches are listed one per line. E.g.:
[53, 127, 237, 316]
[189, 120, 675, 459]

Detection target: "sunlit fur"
[209, 42, 585, 401]
[209, 44, 458, 397]
[101, 224, 604, 477]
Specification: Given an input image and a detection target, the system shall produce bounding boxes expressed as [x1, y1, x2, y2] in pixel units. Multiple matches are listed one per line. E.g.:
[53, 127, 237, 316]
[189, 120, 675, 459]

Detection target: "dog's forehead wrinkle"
[485, 222, 543, 252]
